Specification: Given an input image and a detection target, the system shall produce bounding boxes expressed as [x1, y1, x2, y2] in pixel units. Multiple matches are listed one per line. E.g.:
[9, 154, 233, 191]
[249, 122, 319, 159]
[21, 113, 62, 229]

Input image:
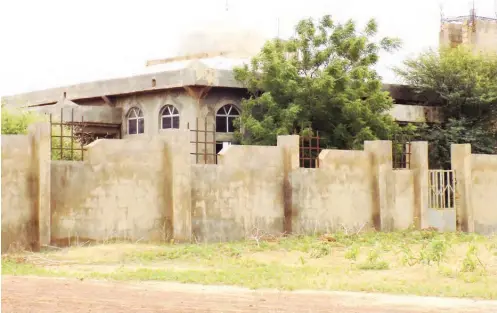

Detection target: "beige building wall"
[440, 18, 497, 54]
[116, 88, 243, 164]
[191, 145, 285, 242]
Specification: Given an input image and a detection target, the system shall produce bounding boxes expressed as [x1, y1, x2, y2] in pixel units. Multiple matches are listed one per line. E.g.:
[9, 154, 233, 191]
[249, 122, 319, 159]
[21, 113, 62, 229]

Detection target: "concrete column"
[163, 130, 193, 242]
[277, 135, 300, 233]
[410, 141, 429, 229]
[364, 141, 393, 231]
[451, 144, 473, 232]
[28, 122, 51, 249]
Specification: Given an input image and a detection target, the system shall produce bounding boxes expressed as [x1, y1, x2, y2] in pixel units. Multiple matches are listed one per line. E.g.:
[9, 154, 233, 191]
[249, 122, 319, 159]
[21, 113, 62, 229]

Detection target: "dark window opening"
[127, 107, 144, 135]
[160, 105, 180, 129]
[215, 104, 239, 133]
[216, 142, 223, 154]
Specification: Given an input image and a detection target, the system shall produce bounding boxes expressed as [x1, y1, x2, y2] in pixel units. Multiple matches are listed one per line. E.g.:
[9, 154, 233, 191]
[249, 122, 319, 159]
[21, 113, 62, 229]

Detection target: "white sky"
[0, 0, 495, 98]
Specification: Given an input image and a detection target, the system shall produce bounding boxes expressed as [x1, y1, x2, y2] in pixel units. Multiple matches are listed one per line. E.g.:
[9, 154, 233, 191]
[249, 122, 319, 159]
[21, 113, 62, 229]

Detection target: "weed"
[344, 245, 360, 261]
[419, 239, 449, 265]
[3, 231, 497, 299]
[461, 244, 486, 273]
[357, 260, 389, 270]
[357, 247, 389, 270]
[310, 243, 332, 258]
[399, 246, 418, 266]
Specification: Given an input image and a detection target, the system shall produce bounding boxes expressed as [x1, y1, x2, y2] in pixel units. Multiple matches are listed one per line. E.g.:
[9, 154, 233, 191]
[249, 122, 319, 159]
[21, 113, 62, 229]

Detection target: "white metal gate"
[428, 170, 456, 210]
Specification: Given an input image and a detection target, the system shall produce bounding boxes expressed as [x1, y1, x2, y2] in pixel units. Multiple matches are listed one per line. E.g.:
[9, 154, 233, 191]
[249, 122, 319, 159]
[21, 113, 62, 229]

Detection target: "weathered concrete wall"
[1, 135, 37, 251]
[291, 150, 375, 234]
[441, 19, 497, 54]
[191, 145, 285, 242]
[1, 123, 50, 252]
[51, 138, 171, 244]
[51, 130, 192, 245]
[471, 153, 497, 235]
[390, 170, 416, 230]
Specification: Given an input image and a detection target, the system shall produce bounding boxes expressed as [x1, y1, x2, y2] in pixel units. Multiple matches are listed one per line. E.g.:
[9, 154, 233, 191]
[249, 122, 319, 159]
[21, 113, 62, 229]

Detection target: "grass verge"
[2, 230, 497, 299]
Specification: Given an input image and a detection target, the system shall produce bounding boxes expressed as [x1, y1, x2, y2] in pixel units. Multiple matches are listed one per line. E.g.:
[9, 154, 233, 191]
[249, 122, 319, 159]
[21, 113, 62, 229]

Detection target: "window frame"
[216, 104, 240, 133]
[127, 107, 145, 135]
[159, 105, 180, 129]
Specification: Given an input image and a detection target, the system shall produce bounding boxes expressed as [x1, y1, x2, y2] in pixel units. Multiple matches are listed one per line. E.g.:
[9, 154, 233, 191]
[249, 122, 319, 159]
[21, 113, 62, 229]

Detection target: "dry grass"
[2, 230, 497, 299]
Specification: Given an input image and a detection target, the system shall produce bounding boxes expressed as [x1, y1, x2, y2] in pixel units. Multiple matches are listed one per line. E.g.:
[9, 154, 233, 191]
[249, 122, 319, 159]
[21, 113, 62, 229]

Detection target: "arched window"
[127, 107, 144, 134]
[160, 105, 180, 129]
[216, 104, 239, 133]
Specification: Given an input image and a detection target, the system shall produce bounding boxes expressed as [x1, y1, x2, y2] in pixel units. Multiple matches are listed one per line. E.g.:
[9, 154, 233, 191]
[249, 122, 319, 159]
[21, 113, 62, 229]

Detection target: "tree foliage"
[395, 46, 497, 168]
[1, 105, 85, 161]
[1, 105, 43, 135]
[233, 15, 403, 149]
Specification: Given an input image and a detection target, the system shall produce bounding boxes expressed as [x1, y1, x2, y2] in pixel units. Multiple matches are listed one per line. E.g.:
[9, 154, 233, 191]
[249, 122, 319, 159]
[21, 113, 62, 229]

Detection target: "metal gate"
[428, 170, 456, 210]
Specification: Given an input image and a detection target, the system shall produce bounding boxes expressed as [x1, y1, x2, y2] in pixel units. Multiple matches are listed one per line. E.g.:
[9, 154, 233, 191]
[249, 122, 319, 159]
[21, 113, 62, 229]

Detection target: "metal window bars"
[299, 131, 321, 168]
[49, 108, 87, 161]
[393, 134, 412, 169]
[188, 118, 217, 164]
[428, 170, 456, 210]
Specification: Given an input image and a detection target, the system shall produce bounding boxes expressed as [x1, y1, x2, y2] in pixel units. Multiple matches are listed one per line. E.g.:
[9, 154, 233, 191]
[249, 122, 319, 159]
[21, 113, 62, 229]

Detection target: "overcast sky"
[0, 0, 495, 97]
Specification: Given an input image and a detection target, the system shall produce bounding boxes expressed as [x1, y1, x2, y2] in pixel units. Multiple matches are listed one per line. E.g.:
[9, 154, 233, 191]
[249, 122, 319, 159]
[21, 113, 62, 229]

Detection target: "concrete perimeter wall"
[452, 145, 497, 235]
[291, 144, 417, 234]
[1, 123, 50, 252]
[471, 154, 497, 234]
[191, 145, 285, 242]
[50, 130, 192, 245]
[291, 150, 375, 234]
[3, 123, 497, 251]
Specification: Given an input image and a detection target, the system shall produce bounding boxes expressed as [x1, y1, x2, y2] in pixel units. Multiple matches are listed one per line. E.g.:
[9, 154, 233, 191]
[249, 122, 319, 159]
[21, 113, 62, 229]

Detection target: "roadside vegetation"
[3, 230, 497, 299]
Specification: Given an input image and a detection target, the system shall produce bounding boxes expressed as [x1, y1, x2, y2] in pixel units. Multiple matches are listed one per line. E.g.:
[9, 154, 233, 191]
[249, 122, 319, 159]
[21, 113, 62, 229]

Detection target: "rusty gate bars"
[393, 133, 412, 169]
[299, 131, 321, 168]
[49, 108, 87, 161]
[189, 118, 217, 164]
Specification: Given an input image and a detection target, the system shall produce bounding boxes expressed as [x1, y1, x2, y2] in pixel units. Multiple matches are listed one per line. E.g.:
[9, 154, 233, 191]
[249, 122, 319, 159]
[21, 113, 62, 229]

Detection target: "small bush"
[357, 248, 389, 270]
[461, 244, 485, 273]
[310, 243, 332, 258]
[344, 245, 360, 261]
[1, 106, 44, 135]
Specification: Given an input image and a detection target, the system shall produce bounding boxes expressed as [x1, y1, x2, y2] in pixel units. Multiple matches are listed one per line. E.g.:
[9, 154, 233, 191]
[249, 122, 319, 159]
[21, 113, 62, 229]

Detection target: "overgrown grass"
[2, 230, 497, 299]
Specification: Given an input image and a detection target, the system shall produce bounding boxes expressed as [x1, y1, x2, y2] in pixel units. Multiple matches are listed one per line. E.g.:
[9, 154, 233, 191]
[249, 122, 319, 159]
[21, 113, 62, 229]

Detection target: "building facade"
[2, 13, 442, 163]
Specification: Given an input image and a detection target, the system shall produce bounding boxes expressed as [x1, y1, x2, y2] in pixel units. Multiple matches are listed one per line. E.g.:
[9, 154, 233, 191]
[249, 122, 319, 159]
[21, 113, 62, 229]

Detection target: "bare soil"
[3, 275, 497, 313]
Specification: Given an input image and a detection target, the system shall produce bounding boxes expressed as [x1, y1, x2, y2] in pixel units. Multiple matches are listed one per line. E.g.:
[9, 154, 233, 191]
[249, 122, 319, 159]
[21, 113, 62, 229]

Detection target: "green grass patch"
[2, 230, 497, 299]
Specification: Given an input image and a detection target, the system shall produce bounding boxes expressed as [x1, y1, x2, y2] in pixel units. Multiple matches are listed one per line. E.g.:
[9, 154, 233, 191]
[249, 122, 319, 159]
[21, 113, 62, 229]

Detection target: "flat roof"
[2, 57, 440, 108]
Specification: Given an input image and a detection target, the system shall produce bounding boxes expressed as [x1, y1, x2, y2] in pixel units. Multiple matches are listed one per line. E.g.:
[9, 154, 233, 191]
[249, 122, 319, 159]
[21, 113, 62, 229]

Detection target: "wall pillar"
[28, 122, 51, 249]
[364, 141, 393, 231]
[277, 135, 300, 233]
[163, 130, 193, 242]
[451, 144, 473, 232]
[410, 141, 429, 229]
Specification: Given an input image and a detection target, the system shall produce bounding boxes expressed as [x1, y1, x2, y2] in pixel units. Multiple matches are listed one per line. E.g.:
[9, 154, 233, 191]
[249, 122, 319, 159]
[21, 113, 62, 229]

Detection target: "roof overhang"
[2, 59, 441, 108]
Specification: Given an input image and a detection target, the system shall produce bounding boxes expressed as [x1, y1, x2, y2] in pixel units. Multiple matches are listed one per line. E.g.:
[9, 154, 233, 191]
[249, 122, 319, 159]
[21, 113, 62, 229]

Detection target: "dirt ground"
[2, 276, 497, 313]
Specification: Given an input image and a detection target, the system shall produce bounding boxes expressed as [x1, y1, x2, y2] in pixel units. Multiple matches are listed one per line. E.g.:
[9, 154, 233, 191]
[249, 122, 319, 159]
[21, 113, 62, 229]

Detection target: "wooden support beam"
[102, 96, 114, 107]
[183, 86, 211, 100]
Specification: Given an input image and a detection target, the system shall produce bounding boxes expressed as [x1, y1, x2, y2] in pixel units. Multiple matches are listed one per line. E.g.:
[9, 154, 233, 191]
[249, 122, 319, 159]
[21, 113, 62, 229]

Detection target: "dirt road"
[2, 276, 497, 313]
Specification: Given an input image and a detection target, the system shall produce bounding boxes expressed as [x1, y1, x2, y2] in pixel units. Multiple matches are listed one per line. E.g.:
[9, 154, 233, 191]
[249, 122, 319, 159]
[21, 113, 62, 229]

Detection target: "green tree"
[395, 46, 497, 168]
[233, 15, 404, 149]
[1, 105, 43, 135]
[1, 104, 85, 161]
